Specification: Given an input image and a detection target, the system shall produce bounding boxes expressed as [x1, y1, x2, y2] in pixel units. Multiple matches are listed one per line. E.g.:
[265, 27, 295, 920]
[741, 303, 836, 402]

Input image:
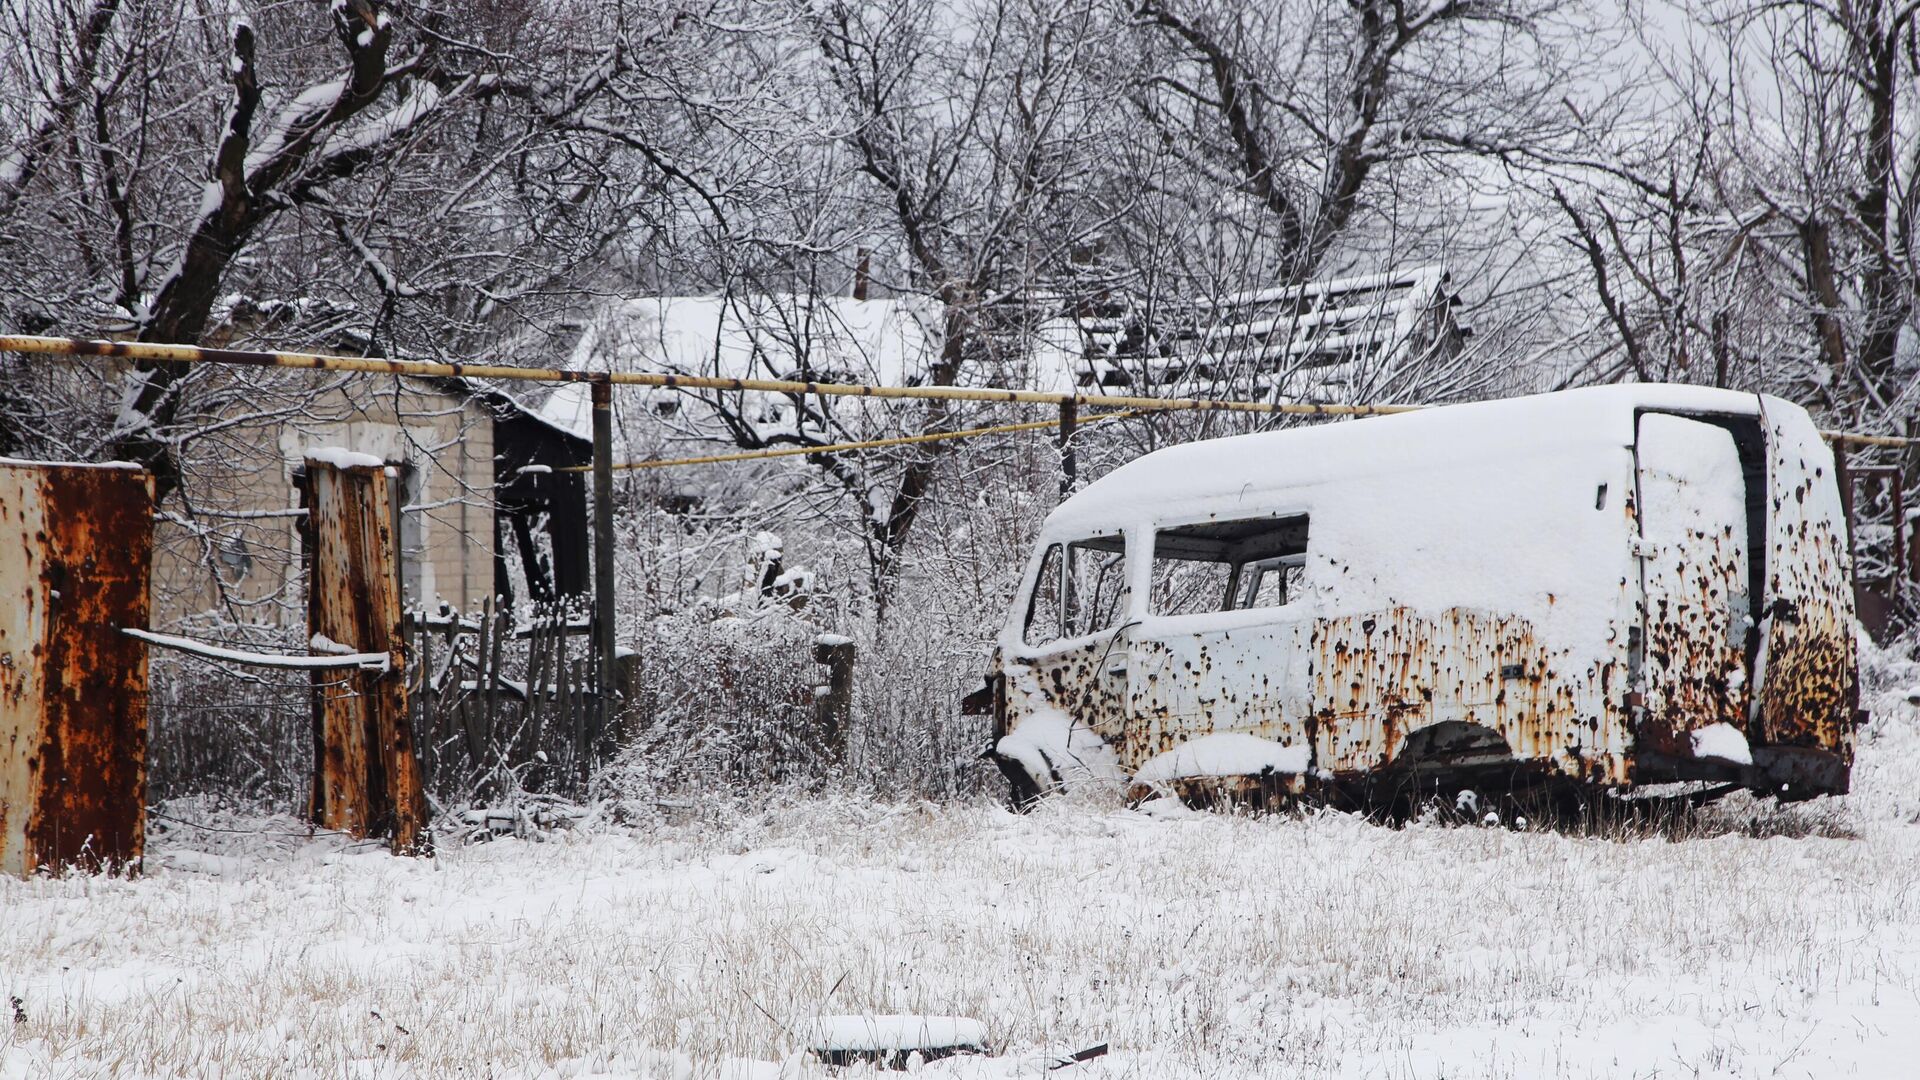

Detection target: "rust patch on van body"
[1123, 623, 1308, 766]
[1015, 607, 1626, 789]
[1000, 587, 1850, 800]
[1308, 608, 1611, 779]
[1635, 526, 1751, 757]
[1756, 599, 1855, 755]
[1016, 634, 1129, 748]
[1753, 416, 1858, 766]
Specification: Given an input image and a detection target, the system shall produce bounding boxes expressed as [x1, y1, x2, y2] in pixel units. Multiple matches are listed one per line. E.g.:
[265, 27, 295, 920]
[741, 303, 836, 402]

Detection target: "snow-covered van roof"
[1045, 384, 1786, 534]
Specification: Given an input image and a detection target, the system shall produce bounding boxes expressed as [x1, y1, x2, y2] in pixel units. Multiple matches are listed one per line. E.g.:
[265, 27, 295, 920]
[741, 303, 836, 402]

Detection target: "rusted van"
[977, 386, 1860, 807]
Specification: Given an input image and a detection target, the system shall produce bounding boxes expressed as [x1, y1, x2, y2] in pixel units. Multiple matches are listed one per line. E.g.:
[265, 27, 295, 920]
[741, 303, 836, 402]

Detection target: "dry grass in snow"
[5, 682, 1920, 1079]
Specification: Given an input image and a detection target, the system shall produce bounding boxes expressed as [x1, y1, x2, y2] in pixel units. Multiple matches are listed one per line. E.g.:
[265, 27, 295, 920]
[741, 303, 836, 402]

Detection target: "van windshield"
[1149, 515, 1309, 616]
[1025, 534, 1126, 645]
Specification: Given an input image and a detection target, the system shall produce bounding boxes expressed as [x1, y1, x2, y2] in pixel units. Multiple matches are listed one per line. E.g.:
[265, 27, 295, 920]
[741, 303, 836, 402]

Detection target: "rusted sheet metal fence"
[0, 460, 152, 877]
[298, 455, 428, 854]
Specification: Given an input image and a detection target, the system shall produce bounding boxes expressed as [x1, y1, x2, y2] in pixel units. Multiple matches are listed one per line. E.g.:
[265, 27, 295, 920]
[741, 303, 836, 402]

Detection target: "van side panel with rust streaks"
[1755, 403, 1857, 762]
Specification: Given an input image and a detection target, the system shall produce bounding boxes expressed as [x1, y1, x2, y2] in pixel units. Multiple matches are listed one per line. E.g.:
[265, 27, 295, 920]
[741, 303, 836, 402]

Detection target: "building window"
[394, 461, 428, 607]
[217, 535, 253, 583]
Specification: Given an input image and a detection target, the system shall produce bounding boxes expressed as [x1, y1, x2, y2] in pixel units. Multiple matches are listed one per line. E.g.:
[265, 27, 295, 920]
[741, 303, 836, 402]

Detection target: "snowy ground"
[6, 680, 1920, 1079]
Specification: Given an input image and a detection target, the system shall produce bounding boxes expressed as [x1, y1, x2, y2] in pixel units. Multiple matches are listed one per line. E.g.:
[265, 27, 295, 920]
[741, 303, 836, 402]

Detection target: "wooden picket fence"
[406, 599, 609, 803]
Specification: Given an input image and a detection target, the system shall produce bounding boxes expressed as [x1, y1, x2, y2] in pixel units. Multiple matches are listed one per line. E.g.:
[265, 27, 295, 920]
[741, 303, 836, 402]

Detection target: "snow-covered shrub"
[145, 620, 312, 809]
[606, 608, 831, 800]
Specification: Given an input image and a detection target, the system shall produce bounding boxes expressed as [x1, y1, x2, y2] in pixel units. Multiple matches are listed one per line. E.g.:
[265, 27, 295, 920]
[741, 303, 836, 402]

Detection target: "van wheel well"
[1392, 721, 1515, 773]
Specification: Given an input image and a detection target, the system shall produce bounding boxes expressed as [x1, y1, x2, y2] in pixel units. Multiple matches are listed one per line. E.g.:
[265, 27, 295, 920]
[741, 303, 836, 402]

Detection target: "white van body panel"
[984, 386, 1857, 802]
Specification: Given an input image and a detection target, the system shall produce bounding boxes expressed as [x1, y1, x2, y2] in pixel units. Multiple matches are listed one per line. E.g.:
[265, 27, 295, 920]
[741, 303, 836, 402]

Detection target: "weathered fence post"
[591, 379, 619, 762]
[0, 461, 152, 877]
[1057, 399, 1078, 499]
[299, 453, 428, 855]
[812, 635, 856, 763]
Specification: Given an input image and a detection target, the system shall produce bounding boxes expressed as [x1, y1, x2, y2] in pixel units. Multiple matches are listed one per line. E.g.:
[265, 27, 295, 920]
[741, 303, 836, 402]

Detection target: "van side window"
[1150, 515, 1309, 616]
[1024, 535, 1126, 645]
[1235, 554, 1306, 609]
[1026, 544, 1064, 644]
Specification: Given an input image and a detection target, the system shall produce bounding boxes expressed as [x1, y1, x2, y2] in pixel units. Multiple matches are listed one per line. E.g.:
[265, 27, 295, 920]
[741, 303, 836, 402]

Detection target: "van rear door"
[1633, 413, 1753, 752]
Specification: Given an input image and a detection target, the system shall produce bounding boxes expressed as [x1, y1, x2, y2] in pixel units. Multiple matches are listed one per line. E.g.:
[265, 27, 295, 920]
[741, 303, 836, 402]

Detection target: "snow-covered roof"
[1047, 384, 1777, 533]
[528, 294, 942, 441]
[1041, 264, 1462, 402]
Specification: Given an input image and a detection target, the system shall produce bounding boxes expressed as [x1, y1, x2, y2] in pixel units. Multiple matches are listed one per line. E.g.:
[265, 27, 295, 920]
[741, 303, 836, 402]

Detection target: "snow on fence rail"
[125, 628, 391, 671]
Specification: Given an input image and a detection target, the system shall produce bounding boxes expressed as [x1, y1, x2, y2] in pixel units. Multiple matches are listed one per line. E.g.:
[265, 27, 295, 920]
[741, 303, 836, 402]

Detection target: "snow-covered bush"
[145, 620, 312, 809]
[606, 608, 831, 800]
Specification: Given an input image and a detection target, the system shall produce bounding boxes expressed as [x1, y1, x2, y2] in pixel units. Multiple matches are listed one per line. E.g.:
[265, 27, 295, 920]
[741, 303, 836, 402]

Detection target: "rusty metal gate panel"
[0, 460, 152, 877]
[299, 455, 428, 854]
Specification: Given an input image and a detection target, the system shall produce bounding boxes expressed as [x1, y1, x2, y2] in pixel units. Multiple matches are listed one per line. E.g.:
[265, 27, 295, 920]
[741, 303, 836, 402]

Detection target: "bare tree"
[1502, 0, 1919, 627]
[1126, 0, 1572, 283]
[0, 0, 752, 496]
[626, 0, 1128, 613]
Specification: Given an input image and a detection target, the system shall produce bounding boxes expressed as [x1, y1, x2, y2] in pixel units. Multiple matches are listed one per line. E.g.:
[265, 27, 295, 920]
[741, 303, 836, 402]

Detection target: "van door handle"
[1105, 657, 1128, 676]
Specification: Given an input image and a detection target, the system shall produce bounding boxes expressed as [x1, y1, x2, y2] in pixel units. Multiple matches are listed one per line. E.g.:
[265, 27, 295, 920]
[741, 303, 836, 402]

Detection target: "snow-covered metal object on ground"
[0, 460, 152, 876]
[801, 1014, 988, 1068]
[977, 386, 1860, 806]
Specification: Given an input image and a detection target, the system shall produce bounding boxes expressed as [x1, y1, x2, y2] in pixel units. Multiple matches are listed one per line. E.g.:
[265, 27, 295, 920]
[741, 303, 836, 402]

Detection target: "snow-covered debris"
[800, 1015, 986, 1054]
[1691, 722, 1753, 765]
[1134, 733, 1310, 782]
